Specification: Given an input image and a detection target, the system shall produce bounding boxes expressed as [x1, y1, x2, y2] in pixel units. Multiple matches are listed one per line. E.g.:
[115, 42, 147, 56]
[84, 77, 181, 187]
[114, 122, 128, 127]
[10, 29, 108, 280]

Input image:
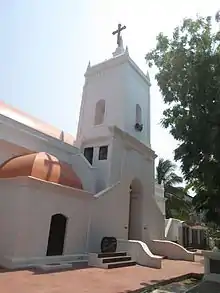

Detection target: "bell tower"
[76, 25, 151, 148]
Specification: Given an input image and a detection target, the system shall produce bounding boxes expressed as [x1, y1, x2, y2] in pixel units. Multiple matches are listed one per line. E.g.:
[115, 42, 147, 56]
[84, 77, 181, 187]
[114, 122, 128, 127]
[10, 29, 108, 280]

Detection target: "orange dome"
[0, 152, 83, 190]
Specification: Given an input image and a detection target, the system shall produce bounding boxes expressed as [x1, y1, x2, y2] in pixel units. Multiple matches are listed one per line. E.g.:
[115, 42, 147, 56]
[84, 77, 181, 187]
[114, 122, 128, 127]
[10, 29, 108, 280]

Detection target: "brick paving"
[0, 256, 204, 293]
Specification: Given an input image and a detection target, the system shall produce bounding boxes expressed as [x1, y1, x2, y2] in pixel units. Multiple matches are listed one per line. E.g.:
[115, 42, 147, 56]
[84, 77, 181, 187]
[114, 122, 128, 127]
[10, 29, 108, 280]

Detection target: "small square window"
[99, 146, 108, 160]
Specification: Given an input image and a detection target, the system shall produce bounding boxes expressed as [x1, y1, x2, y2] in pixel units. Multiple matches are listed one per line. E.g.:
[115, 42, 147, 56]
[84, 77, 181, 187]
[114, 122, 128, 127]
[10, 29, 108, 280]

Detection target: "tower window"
[84, 147, 94, 164]
[135, 104, 142, 125]
[135, 104, 143, 132]
[94, 99, 105, 125]
[98, 146, 108, 160]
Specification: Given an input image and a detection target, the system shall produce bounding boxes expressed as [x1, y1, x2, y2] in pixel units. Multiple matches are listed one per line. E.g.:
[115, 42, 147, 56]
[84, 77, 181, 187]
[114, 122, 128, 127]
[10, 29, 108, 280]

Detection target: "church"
[0, 25, 197, 270]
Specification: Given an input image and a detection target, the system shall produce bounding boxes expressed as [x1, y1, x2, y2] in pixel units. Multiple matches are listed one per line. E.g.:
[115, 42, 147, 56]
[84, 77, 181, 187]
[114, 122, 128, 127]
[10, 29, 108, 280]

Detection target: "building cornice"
[85, 52, 151, 86]
[80, 135, 112, 147]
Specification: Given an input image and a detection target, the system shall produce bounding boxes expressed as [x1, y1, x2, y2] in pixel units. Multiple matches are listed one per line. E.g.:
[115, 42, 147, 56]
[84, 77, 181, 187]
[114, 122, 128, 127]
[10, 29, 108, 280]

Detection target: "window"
[135, 104, 142, 125]
[135, 104, 143, 132]
[98, 146, 108, 160]
[84, 147, 94, 165]
[94, 99, 105, 125]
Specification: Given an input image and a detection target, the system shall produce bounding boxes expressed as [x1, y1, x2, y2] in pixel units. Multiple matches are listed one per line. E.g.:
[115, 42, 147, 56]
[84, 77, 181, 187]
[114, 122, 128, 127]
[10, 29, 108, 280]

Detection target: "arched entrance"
[46, 213, 67, 256]
[128, 179, 143, 240]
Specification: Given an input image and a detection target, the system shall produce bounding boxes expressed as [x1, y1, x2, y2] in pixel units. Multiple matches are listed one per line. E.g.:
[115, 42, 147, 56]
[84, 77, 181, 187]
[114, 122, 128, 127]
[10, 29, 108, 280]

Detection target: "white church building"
[0, 30, 196, 270]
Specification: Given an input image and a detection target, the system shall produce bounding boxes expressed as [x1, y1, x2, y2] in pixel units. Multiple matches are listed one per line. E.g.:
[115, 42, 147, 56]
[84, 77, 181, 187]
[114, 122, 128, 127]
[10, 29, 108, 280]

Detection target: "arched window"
[94, 99, 105, 125]
[135, 104, 142, 125]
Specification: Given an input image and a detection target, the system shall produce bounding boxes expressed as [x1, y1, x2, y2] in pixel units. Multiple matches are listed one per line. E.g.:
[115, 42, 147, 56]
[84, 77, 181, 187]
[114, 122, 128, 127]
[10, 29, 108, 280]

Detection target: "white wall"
[0, 140, 32, 165]
[108, 136, 124, 185]
[89, 182, 129, 252]
[89, 143, 165, 252]
[0, 183, 22, 259]
[154, 183, 166, 216]
[124, 62, 151, 146]
[76, 57, 128, 143]
[109, 136, 165, 241]
[71, 153, 96, 193]
[76, 53, 151, 148]
[81, 137, 113, 192]
[0, 177, 93, 263]
[165, 218, 183, 243]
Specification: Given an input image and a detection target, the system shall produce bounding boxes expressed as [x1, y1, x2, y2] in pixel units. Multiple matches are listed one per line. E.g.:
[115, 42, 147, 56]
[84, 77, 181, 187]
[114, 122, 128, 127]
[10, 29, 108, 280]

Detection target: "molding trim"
[85, 52, 151, 86]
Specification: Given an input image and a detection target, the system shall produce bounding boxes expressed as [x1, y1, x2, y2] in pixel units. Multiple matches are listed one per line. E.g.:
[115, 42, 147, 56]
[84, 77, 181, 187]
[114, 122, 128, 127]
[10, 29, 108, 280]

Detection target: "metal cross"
[112, 23, 126, 47]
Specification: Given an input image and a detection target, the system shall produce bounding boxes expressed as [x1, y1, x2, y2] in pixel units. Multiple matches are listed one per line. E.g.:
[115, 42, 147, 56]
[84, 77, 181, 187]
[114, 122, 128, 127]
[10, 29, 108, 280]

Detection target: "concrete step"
[89, 252, 136, 269]
[97, 252, 127, 258]
[107, 260, 136, 269]
[102, 256, 132, 263]
[35, 262, 73, 272]
[34, 259, 88, 272]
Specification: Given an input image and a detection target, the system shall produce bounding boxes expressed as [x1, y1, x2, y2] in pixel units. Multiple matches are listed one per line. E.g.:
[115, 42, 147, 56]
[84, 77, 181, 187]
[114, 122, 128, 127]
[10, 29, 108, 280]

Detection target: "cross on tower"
[112, 23, 126, 47]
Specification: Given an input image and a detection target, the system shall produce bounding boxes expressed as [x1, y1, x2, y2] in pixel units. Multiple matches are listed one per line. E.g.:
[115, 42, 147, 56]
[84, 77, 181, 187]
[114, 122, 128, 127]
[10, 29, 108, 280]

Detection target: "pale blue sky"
[0, 0, 219, 165]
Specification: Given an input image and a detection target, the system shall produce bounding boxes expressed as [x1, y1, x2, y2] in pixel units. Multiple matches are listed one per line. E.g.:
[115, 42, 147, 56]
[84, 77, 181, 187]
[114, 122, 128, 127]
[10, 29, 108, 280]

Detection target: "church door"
[46, 214, 67, 256]
[128, 179, 143, 240]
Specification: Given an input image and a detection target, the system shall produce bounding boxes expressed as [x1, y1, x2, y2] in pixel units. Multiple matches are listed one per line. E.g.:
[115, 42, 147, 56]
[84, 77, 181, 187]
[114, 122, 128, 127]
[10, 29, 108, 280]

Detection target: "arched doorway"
[128, 179, 143, 240]
[46, 214, 67, 256]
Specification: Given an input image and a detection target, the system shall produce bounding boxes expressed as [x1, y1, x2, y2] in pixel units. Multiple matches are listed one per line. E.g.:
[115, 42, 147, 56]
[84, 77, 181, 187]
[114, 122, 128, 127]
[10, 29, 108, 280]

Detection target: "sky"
[0, 0, 220, 169]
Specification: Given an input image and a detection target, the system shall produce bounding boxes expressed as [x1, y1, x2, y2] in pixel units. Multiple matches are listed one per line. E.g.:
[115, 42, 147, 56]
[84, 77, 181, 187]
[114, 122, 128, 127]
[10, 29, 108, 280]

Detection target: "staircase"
[32, 254, 88, 272]
[88, 251, 136, 269]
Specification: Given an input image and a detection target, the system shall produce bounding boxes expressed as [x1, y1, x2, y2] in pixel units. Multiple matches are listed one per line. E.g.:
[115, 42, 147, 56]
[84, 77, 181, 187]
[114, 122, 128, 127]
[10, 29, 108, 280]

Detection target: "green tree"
[146, 15, 220, 225]
[156, 158, 191, 220]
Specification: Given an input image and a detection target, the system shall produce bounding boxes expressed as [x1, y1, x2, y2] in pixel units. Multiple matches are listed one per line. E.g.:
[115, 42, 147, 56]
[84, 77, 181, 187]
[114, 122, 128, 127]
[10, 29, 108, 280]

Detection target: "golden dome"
[0, 152, 83, 190]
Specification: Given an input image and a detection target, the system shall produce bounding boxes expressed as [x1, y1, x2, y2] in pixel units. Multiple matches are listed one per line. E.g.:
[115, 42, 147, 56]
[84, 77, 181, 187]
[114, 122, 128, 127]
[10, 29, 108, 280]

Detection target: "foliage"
[156, 158, 192, 220]
[146, 15, 220, 225]
[156, 158, 182, 186]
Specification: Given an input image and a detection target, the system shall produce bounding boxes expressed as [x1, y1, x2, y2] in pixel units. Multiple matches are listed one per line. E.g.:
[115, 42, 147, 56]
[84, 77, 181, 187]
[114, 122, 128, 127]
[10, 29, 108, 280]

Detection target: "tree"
[146, 15, 220, 225]
[156, 158, 182, 186]
[156, 158, 191, 220]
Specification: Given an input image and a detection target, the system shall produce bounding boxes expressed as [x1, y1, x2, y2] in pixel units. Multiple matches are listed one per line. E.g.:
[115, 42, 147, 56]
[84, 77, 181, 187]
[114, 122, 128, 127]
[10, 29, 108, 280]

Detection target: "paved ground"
[0, 256, 204, 293]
